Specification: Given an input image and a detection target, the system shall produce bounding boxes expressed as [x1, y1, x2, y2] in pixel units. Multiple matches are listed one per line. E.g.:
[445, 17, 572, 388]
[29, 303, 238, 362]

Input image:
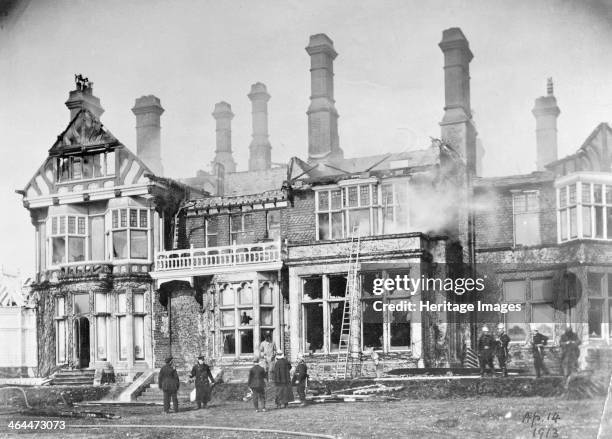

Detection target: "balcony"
[151, 239, 283, 279]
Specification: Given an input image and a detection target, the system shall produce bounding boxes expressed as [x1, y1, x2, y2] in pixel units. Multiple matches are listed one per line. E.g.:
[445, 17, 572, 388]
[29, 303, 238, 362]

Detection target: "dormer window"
[56, 151, 115, 182]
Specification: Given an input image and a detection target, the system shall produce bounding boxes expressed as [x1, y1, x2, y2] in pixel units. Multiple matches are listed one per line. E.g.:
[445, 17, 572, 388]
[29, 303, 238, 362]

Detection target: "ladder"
[334, 228, 361, 380]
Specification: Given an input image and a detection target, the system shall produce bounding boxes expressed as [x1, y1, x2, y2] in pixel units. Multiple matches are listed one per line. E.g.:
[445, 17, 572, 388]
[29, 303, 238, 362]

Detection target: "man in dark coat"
[531, 328, 550, 378]
[478, 326, 495, 377]
[272, 351, 293, 408]
[158, 356, 180, 413]
[247, 357, 268, 412]
[495, 323, 511, 377]
[292, 354, 308, 406]
[559, 325, 581, 378]
[189, 355, 215, 409]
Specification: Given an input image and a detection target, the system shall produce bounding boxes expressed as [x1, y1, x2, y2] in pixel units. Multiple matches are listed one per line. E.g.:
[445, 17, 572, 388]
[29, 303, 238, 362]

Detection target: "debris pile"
[306, 383, 403, 403]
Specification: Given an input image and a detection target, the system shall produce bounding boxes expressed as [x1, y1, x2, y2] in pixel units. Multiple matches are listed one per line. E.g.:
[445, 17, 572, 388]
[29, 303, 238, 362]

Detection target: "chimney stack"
[65, 75, 104, 120]
[532, 78, 560, 171]
[212, 101, 236, 174]
[439, 28, 477, 174]
[132, 95, 165, 176]
[248, 82, 272, 171]
[306, 34, 342, 163]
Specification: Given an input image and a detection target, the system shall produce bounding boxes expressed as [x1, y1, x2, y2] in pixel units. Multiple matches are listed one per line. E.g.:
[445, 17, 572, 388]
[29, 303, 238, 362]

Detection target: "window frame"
[55, 296, 67, 365]
[56, 150, 116, 183]
[558, 181, 612, 242]
[110, 208, 151, 261]
[512, 190, 541, 247]
[48, 214, 89, 267]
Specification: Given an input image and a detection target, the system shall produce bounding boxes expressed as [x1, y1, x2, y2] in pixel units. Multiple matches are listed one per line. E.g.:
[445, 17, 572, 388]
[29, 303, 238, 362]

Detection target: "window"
[117, 292, 127, 360]
[111, 208, 149, 260]
[513, 191, 541, 246]
[49, 215, 88, 265]
[587, 272, 612, 339]
[95, 293, 109, 361]
[73, 293, 90, 314]
[205, 217, 218, 248]
[361, 270, 412, 352]
[381, 181, 409, 234]
[133, 292, 145, 360]
[230, 214, 249, 244]
[219, 281, 273, 358]
[55, 297, 66, 364]
[315, 183, 382, 240]
[56, 151, 115, 183]
[266, 211, 281, 240]
[503, 277, 554, 341]
[559, 182, 612, 242]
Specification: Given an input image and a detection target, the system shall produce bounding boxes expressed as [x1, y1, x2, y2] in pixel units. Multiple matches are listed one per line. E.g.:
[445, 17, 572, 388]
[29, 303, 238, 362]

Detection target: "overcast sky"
[2, 0, 612, 277]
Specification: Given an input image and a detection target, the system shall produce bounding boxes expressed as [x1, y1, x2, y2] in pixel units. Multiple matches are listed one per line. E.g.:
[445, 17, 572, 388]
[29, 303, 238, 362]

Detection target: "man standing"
[531, 328, 549, 378]
[189, 355, 215, 409]
[272, 351, 292, 408]
[292, 354, 308, 406]
[495, 323, 510, 377]
[247, 357, 268, 412]
[259, 334, 276, 373]
[559, 325, 581, 378]
[158, 356, 180, 414]
[478, 326, 495, 377]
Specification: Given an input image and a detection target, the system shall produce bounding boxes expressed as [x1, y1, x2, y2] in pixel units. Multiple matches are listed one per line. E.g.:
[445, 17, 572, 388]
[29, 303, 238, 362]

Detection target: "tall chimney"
[306, 34, 342, 163]
[532, 78, 560, 170]
[212, 101, 236, 174]
[439, 28, 477, 174]
[248, 82, 272, 171]
[132, 95, 165, 176]
[65, 75, 104, 120]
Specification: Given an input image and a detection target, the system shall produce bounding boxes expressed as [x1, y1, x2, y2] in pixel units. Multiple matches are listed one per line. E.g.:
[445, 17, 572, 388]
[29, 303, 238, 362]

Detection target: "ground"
[0, 396, 606, 439]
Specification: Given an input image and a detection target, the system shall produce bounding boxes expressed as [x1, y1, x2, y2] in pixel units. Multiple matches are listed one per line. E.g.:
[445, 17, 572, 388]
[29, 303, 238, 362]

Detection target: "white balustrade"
[154, 239, 282, 272]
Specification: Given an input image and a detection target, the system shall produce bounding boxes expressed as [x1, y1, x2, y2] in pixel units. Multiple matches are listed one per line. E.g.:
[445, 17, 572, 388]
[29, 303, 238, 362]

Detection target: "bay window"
[559, 182, 612, 241]
[50, 215, 87, 265]
[111, 208, 150, 260]
[587, 271, 612, 339]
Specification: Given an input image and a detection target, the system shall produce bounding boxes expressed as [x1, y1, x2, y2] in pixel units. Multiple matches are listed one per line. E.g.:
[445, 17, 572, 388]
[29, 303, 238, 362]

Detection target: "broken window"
[56, 151, 115, 183]
[303, 277, 323, 300]
[266, 210, 281, 240]
[381, 181, 409, 234]
[303, 302, 324, 353]
[513, 191, 541, 246]
[111, 208, 149, 260]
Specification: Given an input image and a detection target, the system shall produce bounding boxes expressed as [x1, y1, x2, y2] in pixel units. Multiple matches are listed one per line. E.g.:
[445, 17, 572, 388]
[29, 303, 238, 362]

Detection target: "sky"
[1, 0, 612, 277]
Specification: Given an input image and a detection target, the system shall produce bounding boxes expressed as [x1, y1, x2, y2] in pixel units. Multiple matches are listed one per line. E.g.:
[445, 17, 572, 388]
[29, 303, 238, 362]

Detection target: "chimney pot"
[65, 75, 104, 120]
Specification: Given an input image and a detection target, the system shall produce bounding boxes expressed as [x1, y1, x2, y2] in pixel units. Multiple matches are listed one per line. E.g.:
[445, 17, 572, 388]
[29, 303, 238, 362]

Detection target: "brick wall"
[285, 189, 315, 244]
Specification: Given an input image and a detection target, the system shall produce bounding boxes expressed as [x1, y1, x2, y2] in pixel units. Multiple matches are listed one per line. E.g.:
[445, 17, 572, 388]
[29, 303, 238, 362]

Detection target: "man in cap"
[495, 323, 511, 377]
[271, 350, 293, 408]
[478, 326, 495, 377]
[531, 327, 549, 378]
[292, 353, 308, 406]
[189, 355, 215, 409]
[559, 325, 581, 378]
[247, 357, 268, 412]
[158, 356, 180, 413]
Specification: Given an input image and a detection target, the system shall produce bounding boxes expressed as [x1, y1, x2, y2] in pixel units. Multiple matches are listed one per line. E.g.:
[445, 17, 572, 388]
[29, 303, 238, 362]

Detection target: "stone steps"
[51, 369, 95, 386]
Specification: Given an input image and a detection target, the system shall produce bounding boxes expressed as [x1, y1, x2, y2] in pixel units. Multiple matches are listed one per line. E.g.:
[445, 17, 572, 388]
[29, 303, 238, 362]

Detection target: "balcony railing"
[154, 239, 282, 272]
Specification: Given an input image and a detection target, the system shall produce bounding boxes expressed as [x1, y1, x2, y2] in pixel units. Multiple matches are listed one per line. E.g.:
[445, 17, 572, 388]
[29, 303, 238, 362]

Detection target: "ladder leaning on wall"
[334, 228, 362, 380]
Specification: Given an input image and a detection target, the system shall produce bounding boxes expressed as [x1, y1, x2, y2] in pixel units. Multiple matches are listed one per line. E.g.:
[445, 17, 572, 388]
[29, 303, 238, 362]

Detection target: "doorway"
[73, 317, 90, 368]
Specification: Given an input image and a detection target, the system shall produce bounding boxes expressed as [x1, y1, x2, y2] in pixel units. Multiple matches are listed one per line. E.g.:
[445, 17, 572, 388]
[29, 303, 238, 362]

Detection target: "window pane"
[588, 272, 603, 296]
[560, 209, 568, 240]
[331, 190, 342, 209]
[220, 285, 234, 306]
[68, 237, 85, 262]
[260, 308, 273, 326]
[569, 207, 577, 238]
[120, 209, 127, 228]
[331, 212, 343, 239]
[96, 316, 107, 360]
[93, 153, 102, 178]
[56, 297, 65, 317]
[360, 185, 370, 206]
[608, 274, 612, 298]
[113, 230, 128, 259]
[267, 211, 280, 239]
[595, 206, 604, 237]
[133, 292, 144, 313]
[130, 230, 148, 259]
[52, 217, 58, 235]
[259, 283, 273, 305]
[52, 237, 66, 264]
[57, 320, 66, 363]
[532, 304, 554, 338]
[582, 183, 591, 204]
[106, 151, 115, 175]
[503, 280, 526, 302]
[77, 217, 86, 235]
[329, 275, 347, 299]
[329, 302, 345, 352]
[83, 155, 94, 179]
[95, 292, 107, 313]
[318, 213, 330, 240]
[515, 213, 540, 246]
[90, 216, 105, 261]
[222, 331, 235, 355]
[73, 294, 89, 314]
[139, 210, 148, 228]
[130, 209, 137, 227]
[240, 330, 254, 354]
[112, 210, 118, 229]
[607, 185, 612, 204]
[531, 278, 553, 301]
[230, 214, 242, 232]
[362, 300, 383, 349]
[607, 207, 612, 239]
[513, 194, 526, 213]
[318, 191, 329, 210]
[117, 292, 127, 313]
[118, 316, 127, 360]
[303, 277, 323, 300]
[134, 316, 145, 360]
[239, 310, 253, 326]
[59, 216, 65, 234]
[583, 206, 592, 237]
[361, 272, 383, 298]
[594, 184, 603, 203]
[349, 208, 370, 237]
[588, 299, 603, 338]
[390, 299, 411, 350]
[506, 308, 527, 342]
[304, 303, 324, 353]
[221, 310, 235, 327]
[569, 185, 576, 204]
[72, 156, 82, 179]
[68, 216, 76, 234]
[238, 285, 252, 305]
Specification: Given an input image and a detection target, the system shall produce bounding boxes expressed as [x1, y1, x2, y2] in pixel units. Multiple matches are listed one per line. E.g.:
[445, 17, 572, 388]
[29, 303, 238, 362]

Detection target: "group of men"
[157, 335, 309, 414]
[478, 323, 581, 378]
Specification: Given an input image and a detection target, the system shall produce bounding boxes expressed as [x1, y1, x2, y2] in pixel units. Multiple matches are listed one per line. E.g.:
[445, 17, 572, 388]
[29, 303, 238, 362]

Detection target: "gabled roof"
[49, 109, 119, 155]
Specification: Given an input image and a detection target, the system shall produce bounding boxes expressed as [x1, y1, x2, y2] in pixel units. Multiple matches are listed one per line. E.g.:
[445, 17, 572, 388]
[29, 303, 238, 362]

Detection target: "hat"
[482, 326, 489, 332]
[276, 351, 284, 358]
[197, 355, 205, 361]
[165, 356, 173, 364]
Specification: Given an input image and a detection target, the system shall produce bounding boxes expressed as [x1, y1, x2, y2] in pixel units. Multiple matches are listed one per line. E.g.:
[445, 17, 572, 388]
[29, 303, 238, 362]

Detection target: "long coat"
[272, 358, 291, 384]
[248, 364, 267, 389]
[190, 363, 214, 386]
[292, 362, 308, 385]
[158, 364, 180, 393]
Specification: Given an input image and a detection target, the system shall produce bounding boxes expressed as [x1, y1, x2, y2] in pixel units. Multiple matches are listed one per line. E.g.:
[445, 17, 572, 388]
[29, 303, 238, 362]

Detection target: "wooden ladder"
[334, 228, 361, 380]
